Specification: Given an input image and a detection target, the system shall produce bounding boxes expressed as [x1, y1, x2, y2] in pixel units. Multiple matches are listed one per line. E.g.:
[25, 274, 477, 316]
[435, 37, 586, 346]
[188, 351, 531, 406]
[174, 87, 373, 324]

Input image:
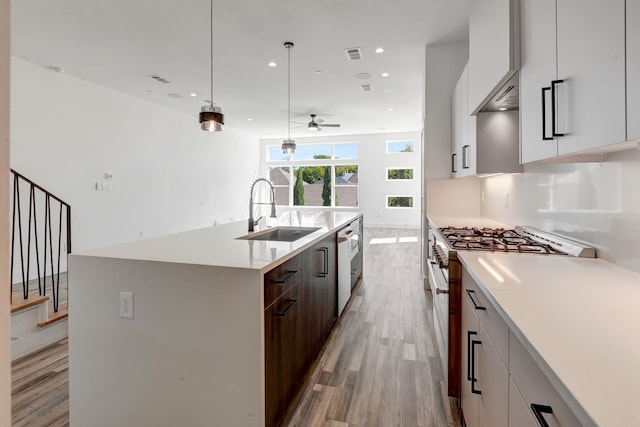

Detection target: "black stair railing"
[10, 169, 71, 313]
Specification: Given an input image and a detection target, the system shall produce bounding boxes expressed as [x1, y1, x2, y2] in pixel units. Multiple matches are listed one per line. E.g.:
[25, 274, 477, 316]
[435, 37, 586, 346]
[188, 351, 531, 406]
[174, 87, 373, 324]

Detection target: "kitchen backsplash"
[481, 148, 640, 273]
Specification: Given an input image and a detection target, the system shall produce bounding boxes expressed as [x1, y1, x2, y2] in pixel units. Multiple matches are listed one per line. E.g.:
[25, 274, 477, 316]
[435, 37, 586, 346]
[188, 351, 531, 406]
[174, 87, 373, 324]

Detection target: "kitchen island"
[68, 210, 362, 427]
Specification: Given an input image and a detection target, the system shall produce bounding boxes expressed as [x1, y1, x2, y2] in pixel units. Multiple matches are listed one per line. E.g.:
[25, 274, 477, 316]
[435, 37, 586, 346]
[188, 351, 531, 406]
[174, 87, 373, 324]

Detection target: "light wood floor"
[11, 228, 459, 427]
[285, 228, 460, 426]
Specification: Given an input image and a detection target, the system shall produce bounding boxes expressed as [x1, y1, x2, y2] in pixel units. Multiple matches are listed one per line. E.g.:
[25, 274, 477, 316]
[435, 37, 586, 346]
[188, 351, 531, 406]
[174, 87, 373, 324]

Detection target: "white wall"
[481, 149, 640, 273]
[1, 0, 11, 421]
[261, 131, 422, 228]
[10, 57, 260, 253]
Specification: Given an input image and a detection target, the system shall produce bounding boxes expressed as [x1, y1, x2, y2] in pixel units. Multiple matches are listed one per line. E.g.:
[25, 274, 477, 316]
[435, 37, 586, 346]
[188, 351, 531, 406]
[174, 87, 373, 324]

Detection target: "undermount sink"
[238, 226, 321, 242]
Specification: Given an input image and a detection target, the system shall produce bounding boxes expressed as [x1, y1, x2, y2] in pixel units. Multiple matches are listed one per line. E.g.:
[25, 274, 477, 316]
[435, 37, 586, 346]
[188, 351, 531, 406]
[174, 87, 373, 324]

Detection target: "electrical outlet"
[120, 292, 134, 319]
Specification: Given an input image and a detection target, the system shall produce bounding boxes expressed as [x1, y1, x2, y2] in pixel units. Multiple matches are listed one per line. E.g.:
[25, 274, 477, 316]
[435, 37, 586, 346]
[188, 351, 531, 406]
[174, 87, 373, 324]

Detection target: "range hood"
[478, 72, 519, 113]
[468, 0, 521, 115]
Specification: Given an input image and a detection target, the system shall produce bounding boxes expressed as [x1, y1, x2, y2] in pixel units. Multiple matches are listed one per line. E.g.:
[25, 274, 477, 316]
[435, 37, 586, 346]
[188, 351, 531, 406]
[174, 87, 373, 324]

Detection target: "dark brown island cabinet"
[264, 231, 347, 427]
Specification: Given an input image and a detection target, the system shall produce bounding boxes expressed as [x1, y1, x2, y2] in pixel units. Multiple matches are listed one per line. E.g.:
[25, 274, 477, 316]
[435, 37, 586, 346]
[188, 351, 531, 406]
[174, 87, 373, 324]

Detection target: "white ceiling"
[11, 0, 469, 139]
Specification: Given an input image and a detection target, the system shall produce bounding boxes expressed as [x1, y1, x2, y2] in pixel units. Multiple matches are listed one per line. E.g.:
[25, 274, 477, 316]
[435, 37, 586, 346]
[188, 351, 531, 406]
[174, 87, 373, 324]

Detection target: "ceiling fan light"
[282, 139, 296, 154]
[199, 105, 224, 132]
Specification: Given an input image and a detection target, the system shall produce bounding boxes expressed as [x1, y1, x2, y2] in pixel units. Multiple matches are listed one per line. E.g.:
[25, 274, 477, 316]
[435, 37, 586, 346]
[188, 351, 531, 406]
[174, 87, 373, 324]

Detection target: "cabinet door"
[520, 0, 558, 163]
[508, 377, 538, 427]
[461, 295, 479, 427]
[556, 0, 625, 155]
[451, 77, 461, 178]
[264, 284, 304, 427]
[303, 235, 337, 356]
[477, 322, 509, 427]
[628, 0, 640, 140]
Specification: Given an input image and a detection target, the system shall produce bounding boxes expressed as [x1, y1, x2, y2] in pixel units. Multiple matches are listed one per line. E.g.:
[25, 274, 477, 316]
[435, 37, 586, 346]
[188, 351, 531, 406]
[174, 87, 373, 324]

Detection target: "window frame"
[385, 167, 415, 181]
[385, 139, 415, 154]
[265, 141, 360, 209]
[385, 195, 415, 209]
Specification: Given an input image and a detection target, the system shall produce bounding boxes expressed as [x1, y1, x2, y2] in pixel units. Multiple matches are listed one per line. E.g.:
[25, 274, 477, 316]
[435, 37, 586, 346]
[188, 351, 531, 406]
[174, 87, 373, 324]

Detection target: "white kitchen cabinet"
[461, 271, 509, 427]
[451, 65, 479, 178]
[520, 0, 626, 163]
[509, 331, 582, 427]
[451, 72, 462, 178]
[468, 0, 520, 114]
[508, 377, 537, 427]
[629, 0, 640, 140]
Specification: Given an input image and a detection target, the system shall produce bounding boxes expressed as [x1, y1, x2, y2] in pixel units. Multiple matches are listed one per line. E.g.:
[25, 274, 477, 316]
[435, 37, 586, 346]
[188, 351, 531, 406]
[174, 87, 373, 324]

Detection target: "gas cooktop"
[438, 225, 596, 258]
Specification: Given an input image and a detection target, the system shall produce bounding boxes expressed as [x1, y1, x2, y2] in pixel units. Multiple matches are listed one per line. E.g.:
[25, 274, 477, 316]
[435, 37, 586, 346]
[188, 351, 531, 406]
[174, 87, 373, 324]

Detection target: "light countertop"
[73, 210, 362, 272]
[427, 214, 511, 230]
[458, 252, 640, 427]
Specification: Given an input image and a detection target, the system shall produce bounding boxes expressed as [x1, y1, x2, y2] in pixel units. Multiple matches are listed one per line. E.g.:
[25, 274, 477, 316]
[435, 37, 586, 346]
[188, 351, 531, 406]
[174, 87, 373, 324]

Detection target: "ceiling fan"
[305, 114, 341, 132]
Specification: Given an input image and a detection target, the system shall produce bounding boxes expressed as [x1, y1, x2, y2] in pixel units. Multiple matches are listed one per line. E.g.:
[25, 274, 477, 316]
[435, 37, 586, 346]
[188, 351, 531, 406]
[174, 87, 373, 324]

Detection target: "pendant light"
[282, 42, 296, 154]
[199, 0, 224, 132]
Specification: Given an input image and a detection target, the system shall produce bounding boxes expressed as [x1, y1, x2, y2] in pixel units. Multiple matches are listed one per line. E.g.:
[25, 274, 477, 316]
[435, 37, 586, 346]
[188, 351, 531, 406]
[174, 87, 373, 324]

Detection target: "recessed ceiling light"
[388, 108, 394, 112]
[375, 47, 384, 54]
[190, 93, 197, 97]
[384, 89, 392, 93]
[248, 118, 253, 121]
[499, 107, 507, 111]
[356, 72, 372, 80]
[145, 89, 153, 93]
[381, 72, 390, 77]
[268, 62, 277, 67]
[168, 93, 183, 99]
[315, 70, 322, 74]
[379, 127, 387, 130]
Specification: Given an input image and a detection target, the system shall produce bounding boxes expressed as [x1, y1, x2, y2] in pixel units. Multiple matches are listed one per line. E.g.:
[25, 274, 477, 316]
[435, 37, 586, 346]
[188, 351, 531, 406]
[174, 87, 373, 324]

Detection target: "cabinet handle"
[274, 270, 298, 284]
[466, 331, 477, 381]
[462, 145, 470, 169]
[465, 289, 486, 311]
[319, 247, 328, 277]
[541, 87, 553, 141]
[531, 404, 553, 427]
[551, 79, 565, 137]
[451, 153, 457, 173]
[471, 339, 482, 395]
[435, 287, 448, 295]
[274, 299, 298, 318]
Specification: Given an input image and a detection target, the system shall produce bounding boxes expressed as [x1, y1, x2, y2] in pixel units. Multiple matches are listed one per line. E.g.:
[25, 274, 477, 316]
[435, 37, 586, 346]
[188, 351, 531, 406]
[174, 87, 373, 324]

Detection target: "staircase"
[10, 169, 71, 360]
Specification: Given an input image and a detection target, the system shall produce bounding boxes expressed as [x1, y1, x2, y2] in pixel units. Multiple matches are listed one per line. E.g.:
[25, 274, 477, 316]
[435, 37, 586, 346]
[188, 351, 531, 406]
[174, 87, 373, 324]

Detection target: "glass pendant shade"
[199, 105, 224, 132]
[282, 139, 296, 154]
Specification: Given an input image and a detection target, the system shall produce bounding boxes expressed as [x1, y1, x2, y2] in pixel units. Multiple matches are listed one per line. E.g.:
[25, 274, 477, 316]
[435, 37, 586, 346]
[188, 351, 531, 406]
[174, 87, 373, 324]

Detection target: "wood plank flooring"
[285, 228, 461, 426]
[11, 338, 69, 427]
[10, 228, 459, 427]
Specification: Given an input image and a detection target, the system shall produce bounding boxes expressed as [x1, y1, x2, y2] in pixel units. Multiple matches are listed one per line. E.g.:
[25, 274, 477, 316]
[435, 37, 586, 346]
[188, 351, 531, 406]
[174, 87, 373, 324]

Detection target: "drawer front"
[509, 331, 582, 427]
[462, 269, 509, 368]
[264, 254, 302, 309]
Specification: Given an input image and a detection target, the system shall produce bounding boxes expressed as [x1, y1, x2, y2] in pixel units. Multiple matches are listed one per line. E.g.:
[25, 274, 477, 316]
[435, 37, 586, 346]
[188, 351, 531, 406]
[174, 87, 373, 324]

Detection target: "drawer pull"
[531, 404, 553, 427]
[465, 289, 486, 311]
[466, 331, 477, 381]
[274, 270, 298, 284]
[471, 339, 482, 395]
[274, 299, 298, 318]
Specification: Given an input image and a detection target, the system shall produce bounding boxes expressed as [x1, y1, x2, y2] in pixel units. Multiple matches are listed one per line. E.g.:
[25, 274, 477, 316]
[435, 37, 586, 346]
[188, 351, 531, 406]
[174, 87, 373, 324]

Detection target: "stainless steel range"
[427, 223, 595, 399]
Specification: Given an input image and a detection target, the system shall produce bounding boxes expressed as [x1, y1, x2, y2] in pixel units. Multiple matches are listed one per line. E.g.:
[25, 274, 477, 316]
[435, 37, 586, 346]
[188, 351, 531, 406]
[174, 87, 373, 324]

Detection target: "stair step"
[10, 292, 49, 314]
[37, 308, 68, 328]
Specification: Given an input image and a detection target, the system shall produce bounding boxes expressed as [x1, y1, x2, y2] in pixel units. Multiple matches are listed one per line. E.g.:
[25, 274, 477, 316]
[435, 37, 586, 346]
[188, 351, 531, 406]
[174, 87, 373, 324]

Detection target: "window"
[265, 142, 359, 208]
[386, 140, 415, 153]
[386, 168, 414, 180]
[387, 196, 414, 208]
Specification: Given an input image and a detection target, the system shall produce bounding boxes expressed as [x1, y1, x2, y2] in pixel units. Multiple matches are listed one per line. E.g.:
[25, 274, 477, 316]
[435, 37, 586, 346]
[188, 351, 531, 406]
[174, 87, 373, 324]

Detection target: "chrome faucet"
[248, 178, 277, 232]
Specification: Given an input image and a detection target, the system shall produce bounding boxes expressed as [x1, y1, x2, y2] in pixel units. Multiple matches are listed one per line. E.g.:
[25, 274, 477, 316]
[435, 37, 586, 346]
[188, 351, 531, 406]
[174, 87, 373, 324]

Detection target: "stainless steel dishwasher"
[337, 220, 358, 315]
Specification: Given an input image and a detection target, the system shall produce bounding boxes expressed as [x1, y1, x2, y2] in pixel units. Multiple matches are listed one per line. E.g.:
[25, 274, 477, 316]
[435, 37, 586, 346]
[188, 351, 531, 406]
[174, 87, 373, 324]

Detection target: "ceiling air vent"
[360, 84, 373, 92]
[148, 74, 171, 84]
[345, 47, 363, 61]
